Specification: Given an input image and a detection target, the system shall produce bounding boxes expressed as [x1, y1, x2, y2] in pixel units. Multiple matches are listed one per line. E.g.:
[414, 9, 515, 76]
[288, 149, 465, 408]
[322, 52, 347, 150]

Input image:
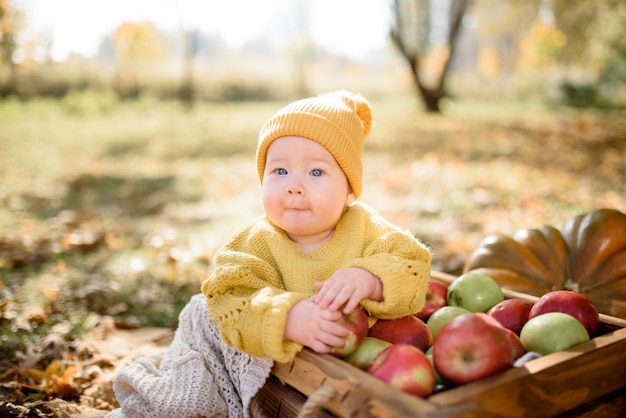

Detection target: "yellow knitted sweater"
[201, 201, 431, 363]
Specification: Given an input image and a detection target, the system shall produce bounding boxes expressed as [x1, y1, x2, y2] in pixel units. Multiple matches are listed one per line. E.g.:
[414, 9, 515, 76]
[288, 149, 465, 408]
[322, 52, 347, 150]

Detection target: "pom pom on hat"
[256, 90, 373, 198]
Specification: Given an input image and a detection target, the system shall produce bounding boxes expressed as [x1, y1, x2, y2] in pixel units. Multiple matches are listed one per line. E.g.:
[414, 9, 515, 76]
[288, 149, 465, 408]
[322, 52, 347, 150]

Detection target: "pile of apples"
[332, 272, 600, 398]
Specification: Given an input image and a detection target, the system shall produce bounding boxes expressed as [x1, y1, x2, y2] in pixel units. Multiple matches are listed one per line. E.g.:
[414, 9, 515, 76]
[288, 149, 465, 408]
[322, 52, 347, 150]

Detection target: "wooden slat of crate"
[255, 374, 335, 418]
[554, 386, 626, 418]
[267, 271, 626, 417]
[271, 349, 454, 417]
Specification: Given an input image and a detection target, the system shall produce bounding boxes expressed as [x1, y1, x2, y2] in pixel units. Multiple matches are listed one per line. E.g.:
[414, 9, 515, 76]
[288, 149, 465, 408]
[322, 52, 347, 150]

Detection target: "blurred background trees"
[1, 0, 625, 109]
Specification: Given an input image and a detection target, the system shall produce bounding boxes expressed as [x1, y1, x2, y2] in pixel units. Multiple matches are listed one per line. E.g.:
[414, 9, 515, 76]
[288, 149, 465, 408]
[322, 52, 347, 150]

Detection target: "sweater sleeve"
[353, 230, 431, 319]
[343, 204, 431, 319]
[201, 227, 310, 363]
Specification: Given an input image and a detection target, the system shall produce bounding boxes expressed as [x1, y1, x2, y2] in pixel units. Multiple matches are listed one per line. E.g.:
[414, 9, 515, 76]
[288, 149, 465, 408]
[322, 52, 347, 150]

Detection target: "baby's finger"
[309, 340, 334, 354]
[313, 281, 333, 305]
[322, 318, 352, 339]
[317, 286, 342, 310]
[327, 286, 355, 312]
[341, 299, 359, 315]
[319, 308, 342, 322]
[342, 292, 366, 314]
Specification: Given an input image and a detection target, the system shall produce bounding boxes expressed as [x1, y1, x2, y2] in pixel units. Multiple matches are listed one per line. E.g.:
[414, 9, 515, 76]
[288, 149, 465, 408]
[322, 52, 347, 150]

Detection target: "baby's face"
[262, 136, 354, 247]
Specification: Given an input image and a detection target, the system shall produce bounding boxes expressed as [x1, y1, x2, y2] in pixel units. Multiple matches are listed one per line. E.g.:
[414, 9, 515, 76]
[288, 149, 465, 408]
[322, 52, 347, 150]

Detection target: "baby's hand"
[284, 299, 352, 354]
[314, 267, 382, 313]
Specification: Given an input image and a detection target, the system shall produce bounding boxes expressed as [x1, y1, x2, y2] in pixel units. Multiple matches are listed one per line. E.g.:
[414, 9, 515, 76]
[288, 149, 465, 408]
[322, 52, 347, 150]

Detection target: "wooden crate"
[255, 271, 626, 418]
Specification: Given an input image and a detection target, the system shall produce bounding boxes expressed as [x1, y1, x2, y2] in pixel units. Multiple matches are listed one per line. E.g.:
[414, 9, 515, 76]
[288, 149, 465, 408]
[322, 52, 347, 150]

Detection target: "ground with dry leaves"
[1, 96, 624, 416]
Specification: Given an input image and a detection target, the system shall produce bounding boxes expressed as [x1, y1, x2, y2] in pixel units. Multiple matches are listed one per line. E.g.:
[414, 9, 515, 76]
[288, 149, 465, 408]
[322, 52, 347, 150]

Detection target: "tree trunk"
[181, 29, 197, 109]
[408, 57, 444, 113]
[390, 0, 469, 113]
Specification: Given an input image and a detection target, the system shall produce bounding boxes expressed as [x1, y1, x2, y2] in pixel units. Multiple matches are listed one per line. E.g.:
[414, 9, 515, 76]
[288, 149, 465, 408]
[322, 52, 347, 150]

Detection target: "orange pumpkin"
[463, 208, 626, 318]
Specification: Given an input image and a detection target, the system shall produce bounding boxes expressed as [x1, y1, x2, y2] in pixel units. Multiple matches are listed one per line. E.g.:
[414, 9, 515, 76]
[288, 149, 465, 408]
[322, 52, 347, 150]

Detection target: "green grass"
[1, 93, 624, 349]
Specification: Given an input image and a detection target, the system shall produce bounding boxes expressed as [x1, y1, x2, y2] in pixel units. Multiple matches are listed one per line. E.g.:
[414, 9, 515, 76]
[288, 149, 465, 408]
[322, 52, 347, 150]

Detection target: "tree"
[112, 21, 163, 97]
[553, 0, 626, 88]
[390, 0, 470, 112]
[0, 0, 21, 96]
[181, 29, 198, 108]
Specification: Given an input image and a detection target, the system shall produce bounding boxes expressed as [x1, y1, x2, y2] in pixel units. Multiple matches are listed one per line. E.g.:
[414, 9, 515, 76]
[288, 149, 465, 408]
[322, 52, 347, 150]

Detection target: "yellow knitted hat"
[256, 90, 372, 198]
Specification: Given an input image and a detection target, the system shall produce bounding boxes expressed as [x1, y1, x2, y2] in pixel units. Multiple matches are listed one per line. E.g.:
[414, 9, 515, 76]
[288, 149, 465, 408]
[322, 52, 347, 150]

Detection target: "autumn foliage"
[1, 96, 624, 413]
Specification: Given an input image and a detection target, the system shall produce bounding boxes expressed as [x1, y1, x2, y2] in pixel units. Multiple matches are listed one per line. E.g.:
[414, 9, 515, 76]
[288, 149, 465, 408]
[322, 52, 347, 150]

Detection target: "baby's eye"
[310, 169, 323, 177]
[276, 168, 288, 175]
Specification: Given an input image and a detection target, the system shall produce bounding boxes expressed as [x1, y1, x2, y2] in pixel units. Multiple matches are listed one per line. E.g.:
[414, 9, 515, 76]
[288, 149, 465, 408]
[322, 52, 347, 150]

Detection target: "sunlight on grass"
[1, 95, 624, 340]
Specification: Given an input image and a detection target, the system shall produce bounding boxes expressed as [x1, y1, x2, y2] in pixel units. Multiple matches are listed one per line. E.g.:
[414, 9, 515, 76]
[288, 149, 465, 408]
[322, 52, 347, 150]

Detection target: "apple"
[447, 272, 505, 313]
[432, 313, 516, 385]
[475, 312, 526, 361]
[426, 306, 471, 339]
[415, 279, 448, 321]
[520, 312, 590, 355]
[528, 290, 599, 337]
[331, 307, 369, 357]
[368, 343, 435, 397]
[487, 299, 534, 335]
[425, 352, 445, 386]
[343, 337, 392, 369]
[368, 315, 433, 352]
[501, 325, 526, 361]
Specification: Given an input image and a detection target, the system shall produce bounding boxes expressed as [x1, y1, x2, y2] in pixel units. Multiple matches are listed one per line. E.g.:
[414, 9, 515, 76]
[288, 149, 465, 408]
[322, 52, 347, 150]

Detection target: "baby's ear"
[347, 191, 356, 205]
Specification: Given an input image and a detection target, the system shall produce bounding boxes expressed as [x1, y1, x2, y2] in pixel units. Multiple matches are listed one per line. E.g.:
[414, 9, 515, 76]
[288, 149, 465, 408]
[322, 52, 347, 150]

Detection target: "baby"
[109, 90, 431, 418]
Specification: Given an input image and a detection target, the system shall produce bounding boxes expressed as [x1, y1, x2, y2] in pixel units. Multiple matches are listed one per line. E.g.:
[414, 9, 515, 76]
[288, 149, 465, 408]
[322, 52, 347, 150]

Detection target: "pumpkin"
[463, 208, 626, 319]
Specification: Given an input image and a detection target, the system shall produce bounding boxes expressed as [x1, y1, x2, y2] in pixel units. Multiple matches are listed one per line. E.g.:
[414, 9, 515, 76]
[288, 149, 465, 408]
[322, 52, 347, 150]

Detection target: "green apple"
[343, 337, 392, 369]
[520, 312, 590, 355]
[447, 272, 504, 313]
[425, 352, 445, 386]
[426, 306, 470, 339]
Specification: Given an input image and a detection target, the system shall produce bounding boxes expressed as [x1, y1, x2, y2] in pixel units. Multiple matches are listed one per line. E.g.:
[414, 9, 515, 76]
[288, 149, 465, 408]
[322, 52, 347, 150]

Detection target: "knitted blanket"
[106, 294, 274, 418]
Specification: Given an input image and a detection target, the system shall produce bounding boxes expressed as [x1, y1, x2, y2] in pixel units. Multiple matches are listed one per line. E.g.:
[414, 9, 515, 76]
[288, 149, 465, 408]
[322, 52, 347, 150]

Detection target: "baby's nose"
[287, 184, 303, 195]
[286, 178, 304, 195]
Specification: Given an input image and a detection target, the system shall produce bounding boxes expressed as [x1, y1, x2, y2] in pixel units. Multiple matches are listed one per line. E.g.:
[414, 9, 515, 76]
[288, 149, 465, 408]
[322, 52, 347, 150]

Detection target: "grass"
[0, 96, 276, 361]
[1, 93, 624, 350]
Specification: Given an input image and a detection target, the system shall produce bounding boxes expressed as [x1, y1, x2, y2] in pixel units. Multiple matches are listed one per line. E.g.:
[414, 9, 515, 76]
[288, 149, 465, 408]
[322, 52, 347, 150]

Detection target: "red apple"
[433, 313, 516, 385]
[332, 307, 369, 358]
[368, 315, 433, 352]
[487, 299, 534, 335]
[416, 279, 448, 321]
[475, 312, 526, 361]
[461, 312, 525, 361]
[501, 326, 526, 361]
[368, 343, 435, 397]
[528, 290, 599, 337]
